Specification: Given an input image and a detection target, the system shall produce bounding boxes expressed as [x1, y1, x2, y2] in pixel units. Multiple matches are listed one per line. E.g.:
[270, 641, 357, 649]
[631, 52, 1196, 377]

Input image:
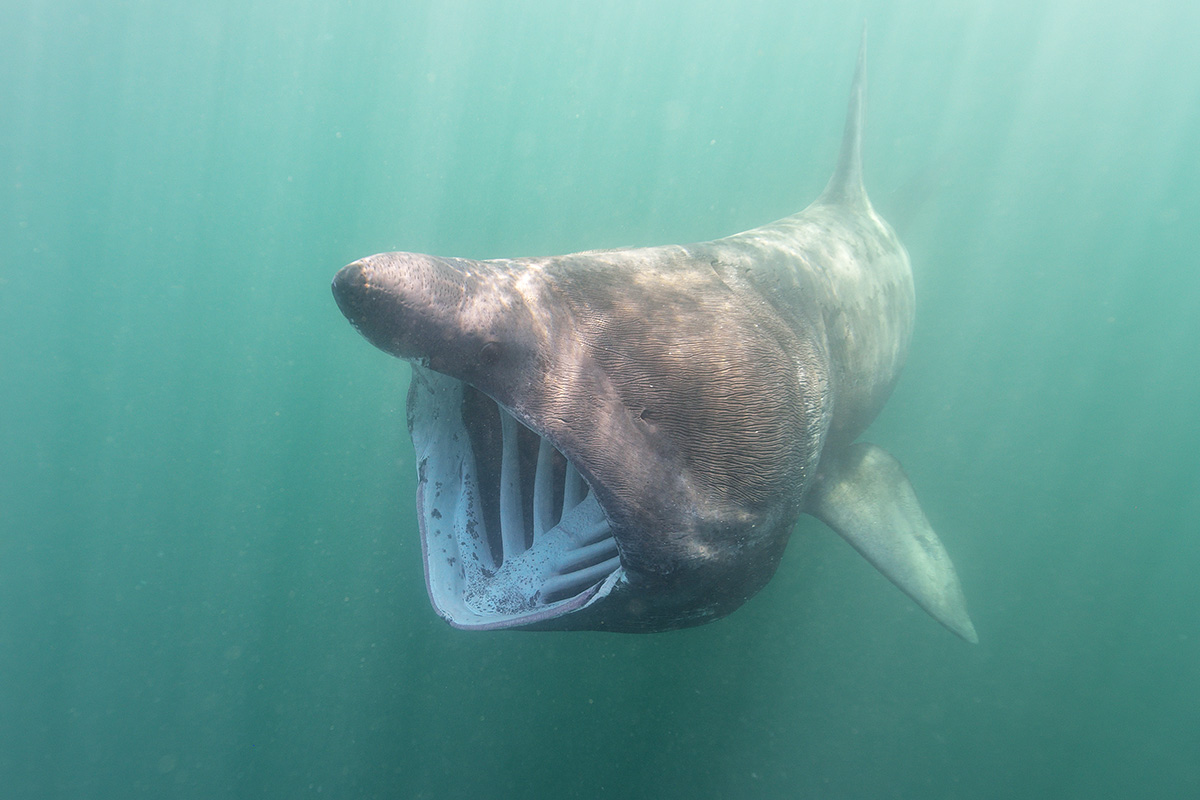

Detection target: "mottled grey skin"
[332, 43, 977, 640]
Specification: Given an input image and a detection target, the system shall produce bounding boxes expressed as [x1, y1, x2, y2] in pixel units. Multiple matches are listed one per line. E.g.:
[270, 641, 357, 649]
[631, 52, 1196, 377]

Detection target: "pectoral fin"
[806, 442, 978, 643]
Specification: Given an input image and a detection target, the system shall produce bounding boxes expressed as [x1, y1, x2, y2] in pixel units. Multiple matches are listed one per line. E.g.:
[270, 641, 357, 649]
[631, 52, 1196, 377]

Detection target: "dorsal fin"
[817, 29, 870, 210]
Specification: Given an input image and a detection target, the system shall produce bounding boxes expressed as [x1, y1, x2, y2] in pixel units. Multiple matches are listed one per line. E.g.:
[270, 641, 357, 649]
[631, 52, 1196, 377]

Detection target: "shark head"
[332, 246, 830, 631]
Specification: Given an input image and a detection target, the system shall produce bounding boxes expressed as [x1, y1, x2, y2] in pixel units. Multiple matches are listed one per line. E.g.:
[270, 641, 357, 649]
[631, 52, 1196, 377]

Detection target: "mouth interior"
[410, 368, 622, 629]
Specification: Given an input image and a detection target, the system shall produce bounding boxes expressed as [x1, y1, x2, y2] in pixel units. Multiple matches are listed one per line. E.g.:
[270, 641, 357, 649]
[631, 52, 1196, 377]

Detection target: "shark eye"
[478, 340, 503, 366]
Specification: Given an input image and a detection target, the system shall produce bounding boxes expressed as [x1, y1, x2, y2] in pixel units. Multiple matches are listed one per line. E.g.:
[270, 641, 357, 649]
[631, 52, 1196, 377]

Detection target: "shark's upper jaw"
[407, 366, 625, 629]
[334, 253, 628, 629]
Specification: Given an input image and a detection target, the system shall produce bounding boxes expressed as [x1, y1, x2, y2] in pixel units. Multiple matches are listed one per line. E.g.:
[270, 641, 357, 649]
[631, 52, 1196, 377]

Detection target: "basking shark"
[332, 44, 977, 641]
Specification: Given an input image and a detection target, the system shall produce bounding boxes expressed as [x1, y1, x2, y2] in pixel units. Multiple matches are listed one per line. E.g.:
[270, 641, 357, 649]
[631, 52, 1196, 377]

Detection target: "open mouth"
[409, 366, 624, 629]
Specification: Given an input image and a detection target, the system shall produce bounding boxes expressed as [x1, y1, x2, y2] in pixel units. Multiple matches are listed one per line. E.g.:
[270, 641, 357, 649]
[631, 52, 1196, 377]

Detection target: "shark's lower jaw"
[408, 366, 624, 630]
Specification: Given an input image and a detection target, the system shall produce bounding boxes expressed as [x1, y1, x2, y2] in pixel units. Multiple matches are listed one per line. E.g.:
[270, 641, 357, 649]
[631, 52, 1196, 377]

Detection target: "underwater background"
[3, 0, 1198, 797]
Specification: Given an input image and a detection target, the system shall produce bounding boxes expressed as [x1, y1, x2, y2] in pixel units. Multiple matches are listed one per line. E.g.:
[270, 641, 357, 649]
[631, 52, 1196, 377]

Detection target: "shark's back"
[703, 34, 914, 446]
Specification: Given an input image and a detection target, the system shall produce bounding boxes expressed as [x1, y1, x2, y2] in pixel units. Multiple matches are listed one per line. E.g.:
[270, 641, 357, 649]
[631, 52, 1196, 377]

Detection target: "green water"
[3, 1, 1199, 797]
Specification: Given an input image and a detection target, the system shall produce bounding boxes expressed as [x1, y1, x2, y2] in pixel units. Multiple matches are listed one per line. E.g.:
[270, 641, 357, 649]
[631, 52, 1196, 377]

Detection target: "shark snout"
[331, 257, 409, 355]
[332, 251, 524, 379]
[330, 258, 371, 324]
[332, 252, 467, 362]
